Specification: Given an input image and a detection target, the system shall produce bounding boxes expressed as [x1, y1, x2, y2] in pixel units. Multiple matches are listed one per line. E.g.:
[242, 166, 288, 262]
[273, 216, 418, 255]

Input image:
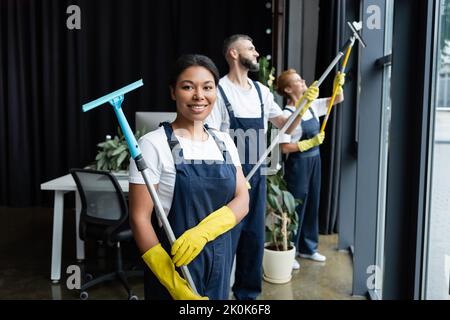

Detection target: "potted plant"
[263, 170, 300, 284]
[94, 127, 145, 173]
[257, 56, 300, 283]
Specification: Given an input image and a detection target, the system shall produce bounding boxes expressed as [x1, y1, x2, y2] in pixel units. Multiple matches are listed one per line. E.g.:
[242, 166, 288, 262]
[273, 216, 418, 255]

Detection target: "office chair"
[70, 168, 142, 300]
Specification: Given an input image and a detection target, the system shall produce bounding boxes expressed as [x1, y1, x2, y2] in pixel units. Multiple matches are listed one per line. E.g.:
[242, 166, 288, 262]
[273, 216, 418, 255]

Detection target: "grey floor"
[0, 206, 363, 300]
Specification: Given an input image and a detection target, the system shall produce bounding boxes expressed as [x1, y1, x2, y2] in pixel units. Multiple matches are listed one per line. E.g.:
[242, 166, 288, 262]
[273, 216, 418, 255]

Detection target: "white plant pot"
[262, 242, 296, 284]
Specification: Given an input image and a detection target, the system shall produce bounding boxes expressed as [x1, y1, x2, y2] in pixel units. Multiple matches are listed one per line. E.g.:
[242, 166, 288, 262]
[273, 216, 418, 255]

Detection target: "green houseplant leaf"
[282, 190, 296, 215]
[94, 127, 147, 172]
[265, 170, 302, 251]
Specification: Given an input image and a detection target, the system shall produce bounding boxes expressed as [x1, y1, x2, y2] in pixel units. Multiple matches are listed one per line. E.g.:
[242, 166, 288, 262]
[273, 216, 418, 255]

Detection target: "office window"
[373, 0, 394, 300]
[424, 0, 450, 300]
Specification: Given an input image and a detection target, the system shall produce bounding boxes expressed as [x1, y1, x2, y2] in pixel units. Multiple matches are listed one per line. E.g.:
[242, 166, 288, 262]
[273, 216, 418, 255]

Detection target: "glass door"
[424, 0, 450, 300]
[373, 0, 394, 300]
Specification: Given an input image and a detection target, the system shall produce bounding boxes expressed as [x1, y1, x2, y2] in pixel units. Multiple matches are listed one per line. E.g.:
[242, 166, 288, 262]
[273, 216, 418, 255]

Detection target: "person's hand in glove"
[171, 206, 237, 267]
[296, 81, 319, 112]
[142, 243, 209, 300]
[303, 81, 319, 102]
[333, 72, 346, 95]
[297, 132, 325, 152]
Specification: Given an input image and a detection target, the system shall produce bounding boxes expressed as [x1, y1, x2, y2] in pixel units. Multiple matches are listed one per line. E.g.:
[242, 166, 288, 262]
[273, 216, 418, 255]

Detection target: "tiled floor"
[0, 206, 363, 300]
[260, 234, 363, 300]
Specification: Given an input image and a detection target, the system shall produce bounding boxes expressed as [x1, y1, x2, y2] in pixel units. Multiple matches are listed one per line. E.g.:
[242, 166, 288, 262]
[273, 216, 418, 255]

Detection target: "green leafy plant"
[258, 56, 276, 92]
[259, 55, 300, 251]
[266, 170, 300, 251]
[259, 55, 277, 145]
[95, 127, 145, 171]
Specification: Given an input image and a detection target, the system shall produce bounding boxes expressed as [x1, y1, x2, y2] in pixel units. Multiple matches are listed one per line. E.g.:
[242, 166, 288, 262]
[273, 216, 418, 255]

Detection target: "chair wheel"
[85, 273, 93, 282]
[80, 291, 89, 300]
[129, 295, 139, 300]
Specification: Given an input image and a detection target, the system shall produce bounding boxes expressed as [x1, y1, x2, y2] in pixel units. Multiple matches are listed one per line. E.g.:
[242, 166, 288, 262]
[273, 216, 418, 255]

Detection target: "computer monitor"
[135, 111, 177, 134]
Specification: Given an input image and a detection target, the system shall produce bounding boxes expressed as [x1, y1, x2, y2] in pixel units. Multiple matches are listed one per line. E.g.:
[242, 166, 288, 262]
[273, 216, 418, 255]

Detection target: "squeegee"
[320, 21, 367, 133]
[82, 79, 199, 295]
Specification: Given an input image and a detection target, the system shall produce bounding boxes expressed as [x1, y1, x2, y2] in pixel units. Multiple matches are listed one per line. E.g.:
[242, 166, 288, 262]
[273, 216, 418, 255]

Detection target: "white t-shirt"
[129, 126, 241, 216]
[279, 98, 328, 143]
[205, 75, 283, 133]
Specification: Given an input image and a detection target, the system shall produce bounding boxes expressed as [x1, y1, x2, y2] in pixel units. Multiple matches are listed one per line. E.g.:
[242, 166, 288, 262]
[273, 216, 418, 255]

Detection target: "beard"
[239, 56, 260, 72]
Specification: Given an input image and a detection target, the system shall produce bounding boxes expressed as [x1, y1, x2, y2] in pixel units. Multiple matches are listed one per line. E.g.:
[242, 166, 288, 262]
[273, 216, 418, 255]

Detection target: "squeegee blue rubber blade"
[82, 79, 144, 112]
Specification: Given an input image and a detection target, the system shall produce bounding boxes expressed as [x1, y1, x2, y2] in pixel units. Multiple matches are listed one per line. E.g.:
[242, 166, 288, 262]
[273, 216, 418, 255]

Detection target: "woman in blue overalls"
[275, 69, 344, 267]
[128, 55, 249, 300]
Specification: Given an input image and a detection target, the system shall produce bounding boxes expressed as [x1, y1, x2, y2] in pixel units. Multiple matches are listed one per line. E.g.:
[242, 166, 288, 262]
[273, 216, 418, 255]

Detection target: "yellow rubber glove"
[333, 72, 345, 95]
[294, 81, 319, 110]
[142, 243, 208, 300]
[171, 206, 237, 267]
[297, 132, 325, 152]
[304, 81, 319, 102]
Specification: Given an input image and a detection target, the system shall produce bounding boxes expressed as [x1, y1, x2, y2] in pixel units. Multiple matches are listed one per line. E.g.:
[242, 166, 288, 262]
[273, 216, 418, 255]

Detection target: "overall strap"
[218, 85, 234, 117]
[251, 80, 264, 116]
[309, 107, 317, 119]
[159, 122, 179, 151]
[283, 107, 294, 114]
[301, 104, 316, 120]
[204, 124, 227, 158]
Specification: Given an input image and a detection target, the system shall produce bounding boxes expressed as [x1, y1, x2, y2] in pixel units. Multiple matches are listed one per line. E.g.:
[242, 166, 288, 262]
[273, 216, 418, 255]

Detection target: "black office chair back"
[70, 169, 128, 243]
[70, 169, 141, 300]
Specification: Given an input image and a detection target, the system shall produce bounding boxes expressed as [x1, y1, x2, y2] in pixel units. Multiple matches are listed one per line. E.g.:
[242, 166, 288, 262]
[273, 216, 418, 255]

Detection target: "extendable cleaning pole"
[82, 80, 198, 294]
[320, 21, 367, 133]
[245, 21, 366, 183]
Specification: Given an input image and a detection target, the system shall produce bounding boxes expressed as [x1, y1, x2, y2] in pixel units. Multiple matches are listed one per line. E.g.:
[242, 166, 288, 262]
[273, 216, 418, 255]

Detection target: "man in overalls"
[206, 34, 319, 300]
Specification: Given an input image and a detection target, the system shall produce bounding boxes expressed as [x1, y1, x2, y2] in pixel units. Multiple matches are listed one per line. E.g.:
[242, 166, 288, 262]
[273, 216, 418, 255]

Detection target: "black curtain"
[315, 0, 351, 235]
[0, 0, 272, 206]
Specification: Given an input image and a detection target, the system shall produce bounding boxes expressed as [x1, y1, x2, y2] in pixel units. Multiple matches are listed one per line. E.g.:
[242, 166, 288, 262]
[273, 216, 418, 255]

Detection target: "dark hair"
[169, 54, 220, 87]
[222, 34, 253, 56]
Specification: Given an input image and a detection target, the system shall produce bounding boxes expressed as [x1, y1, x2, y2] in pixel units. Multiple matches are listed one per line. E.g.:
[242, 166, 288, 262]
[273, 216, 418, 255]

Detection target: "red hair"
[275, 69, 297, 98]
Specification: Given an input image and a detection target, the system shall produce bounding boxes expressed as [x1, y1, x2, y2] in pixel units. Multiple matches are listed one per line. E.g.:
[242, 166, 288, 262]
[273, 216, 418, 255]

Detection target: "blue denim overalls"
[218, 80, 265, 300]
[144, 122, 236, 300]
[283, 108, 321, 255]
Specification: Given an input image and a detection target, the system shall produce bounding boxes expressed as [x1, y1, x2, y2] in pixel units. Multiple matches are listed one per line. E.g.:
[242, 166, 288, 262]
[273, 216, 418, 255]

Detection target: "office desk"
[41, 173, 129, 282]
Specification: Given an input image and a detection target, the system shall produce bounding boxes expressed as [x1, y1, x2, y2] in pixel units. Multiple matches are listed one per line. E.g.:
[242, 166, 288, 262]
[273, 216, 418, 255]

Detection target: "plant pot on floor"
[262, 242, 296, 284]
